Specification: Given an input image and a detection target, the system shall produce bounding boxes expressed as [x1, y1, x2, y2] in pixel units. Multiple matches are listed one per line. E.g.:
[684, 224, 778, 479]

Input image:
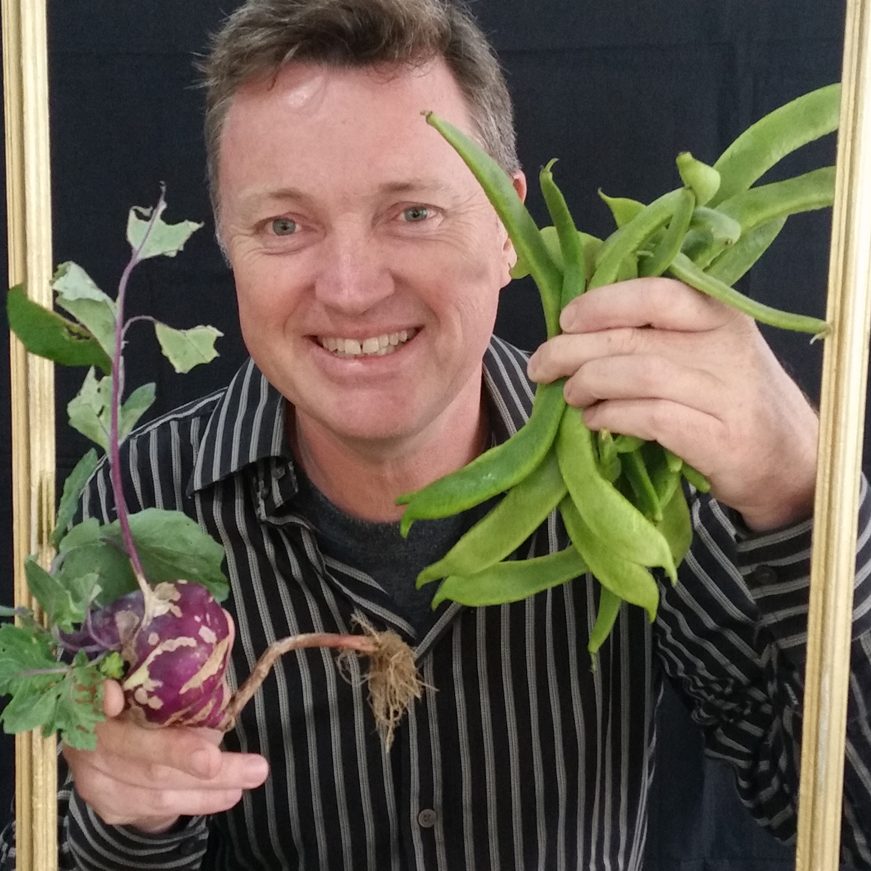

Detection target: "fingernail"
[246, 758, 269, 786]
[527, 352, 540, 380]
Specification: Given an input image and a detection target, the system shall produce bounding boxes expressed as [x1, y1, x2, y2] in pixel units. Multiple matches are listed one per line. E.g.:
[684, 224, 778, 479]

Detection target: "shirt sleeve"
[65, 785, 210, 870]
[654, 476, 871, 869]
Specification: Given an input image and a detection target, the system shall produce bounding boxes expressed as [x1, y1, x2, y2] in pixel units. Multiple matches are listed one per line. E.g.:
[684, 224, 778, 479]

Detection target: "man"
[5, 0, 871, 868]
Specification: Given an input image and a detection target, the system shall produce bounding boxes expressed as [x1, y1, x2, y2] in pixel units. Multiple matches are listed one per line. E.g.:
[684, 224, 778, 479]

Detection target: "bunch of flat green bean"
[398, 84, 838, 653]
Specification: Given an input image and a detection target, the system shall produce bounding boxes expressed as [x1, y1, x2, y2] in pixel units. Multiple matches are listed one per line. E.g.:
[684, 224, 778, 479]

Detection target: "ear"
[499, 170, 527, 285]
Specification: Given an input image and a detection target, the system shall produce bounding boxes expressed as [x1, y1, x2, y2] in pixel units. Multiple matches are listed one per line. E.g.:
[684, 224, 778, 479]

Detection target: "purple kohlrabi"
[118, 581, 232, 728]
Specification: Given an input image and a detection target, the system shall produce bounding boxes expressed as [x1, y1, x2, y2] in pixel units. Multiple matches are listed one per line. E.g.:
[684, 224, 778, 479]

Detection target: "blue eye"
[271, 217, 297, 236]
[403, 206, 430, 222]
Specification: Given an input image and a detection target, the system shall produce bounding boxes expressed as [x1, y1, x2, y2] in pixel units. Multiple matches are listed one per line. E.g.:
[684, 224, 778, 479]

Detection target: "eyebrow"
[238, 178, 454, 213]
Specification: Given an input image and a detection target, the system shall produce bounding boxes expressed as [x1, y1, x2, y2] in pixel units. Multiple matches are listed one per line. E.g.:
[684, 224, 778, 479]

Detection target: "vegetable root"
[220, 615, 422, 749]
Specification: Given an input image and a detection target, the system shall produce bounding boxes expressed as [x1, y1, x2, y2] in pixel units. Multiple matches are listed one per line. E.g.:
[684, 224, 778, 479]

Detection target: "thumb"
[102, 679, 126, 718]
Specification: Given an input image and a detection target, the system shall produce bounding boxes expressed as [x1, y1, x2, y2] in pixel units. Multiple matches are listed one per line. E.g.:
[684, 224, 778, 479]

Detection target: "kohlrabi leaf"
[6, 285, 112, 374]
[0, 630, 106, 749]
[127, 199, 202, 261]
[23, 558, 100, 632]
[51, 654, 107, 749]
[57, 519, 138, 606]
[67, 368, 111, 451]
[52, 449, 101, 548]
[154, 322, 223, 373]
[119, 382, 156, 441]
[52, 262, 118, 357]
[57, 511, 229, 603]
[0, 623, 56, 693]
[120, 509, 229, 601]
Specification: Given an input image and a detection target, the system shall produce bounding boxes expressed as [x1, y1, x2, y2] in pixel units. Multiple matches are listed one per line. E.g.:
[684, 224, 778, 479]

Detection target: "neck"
[289, 404, 488, 523]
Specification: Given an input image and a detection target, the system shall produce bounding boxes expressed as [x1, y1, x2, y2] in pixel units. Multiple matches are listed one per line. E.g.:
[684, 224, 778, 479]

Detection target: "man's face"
[217, 58, 521, 452]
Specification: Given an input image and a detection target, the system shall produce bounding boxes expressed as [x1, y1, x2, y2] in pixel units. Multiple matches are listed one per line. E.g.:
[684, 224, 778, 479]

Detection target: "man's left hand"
[527, 277, 819, 532]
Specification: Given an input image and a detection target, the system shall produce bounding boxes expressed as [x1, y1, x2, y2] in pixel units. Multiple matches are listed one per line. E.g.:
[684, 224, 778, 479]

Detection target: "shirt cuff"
[736, 475, 871, 657]
[67, 788, 208, 870]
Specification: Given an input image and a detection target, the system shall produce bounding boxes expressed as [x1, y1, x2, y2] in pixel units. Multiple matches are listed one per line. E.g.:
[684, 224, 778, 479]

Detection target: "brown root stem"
[219, 614, 423, 749]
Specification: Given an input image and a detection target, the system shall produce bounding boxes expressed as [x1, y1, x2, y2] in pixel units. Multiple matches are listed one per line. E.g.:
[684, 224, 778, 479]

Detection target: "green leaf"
[98, 652, 125, 680]
[114, 509, 229, 601]
[57, 520, 138, 606]
[51, 262, 118, 356]
[6, 285, 112, 374]
[0, 631, 106, 749]
[127, 199, 202, 261]
[154, 322, 222, 374]
[67, 368, 111, 451]
[52, 449, 101, 548]
[119, 382, 156, 441]
[52, 657, 106, 749]
[24, 558, 98, 632]
[0, 623, 57, 693]
[2, 685, 62, 735]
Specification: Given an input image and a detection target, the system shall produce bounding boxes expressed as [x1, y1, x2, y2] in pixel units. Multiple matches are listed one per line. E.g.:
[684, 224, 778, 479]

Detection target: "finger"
[74, 764, 246, 827]
[561, 354, 725, 415]
[529, 324, 718, 385]
[102, 680, 125, 717]
[65, 733, 269, 793]
[559, 277, 738, 334]
[581, 397, 723, 470]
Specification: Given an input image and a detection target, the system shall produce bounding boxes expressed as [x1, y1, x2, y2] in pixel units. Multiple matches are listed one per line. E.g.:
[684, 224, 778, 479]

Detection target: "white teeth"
[319, 329, 417, 358]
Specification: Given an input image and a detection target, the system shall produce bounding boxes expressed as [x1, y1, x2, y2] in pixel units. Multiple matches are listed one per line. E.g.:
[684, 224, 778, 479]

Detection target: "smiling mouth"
[318, 329, 418, 358]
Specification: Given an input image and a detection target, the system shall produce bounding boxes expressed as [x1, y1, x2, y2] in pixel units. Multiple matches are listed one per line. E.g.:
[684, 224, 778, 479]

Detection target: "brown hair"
[198, 0, 518, 218]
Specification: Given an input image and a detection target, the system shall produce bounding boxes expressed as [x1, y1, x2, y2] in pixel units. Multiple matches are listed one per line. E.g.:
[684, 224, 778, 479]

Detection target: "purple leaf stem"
[109, 186, 167, 596]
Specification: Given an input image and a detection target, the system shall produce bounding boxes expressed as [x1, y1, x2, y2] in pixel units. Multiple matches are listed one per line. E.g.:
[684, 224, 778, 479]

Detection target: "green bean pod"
[431, 546, 588, 608]
[639, 187, 696, 277]
[621, 448, 663, 521]
[556, 408, 677, 580]
[590, 188, 686, 288]
[540, 160, 588, 307]
[599, 191, 645, 229]
[588, 587, 622, 654]
[597, 431, 622, 483]
[682, 207, 743, 268]
[614, 434, 646, 453]
[705, 217, 786, 286]
[560, 498, 659, 621]
[680, 461, 712, 494]
[426, 112, 563, 337]
[710, 83, 840, 205]
[668, 252, 829, 336]
[416, 448, 567, 586]
[676, 152, 721, 206]
[397, 379, 565, 534]
[656, 484, 693, 566]
[716, 166, 835, 232]
[514, 226, 602, 282]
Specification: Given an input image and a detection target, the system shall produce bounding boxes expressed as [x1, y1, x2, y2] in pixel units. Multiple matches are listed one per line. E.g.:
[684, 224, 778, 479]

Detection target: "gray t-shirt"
[294, 470, 487, 636]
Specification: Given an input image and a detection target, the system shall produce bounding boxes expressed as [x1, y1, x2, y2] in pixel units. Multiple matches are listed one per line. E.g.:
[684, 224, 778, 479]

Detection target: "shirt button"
[751, 564, 778, 585]
[417, 808, 437, 828]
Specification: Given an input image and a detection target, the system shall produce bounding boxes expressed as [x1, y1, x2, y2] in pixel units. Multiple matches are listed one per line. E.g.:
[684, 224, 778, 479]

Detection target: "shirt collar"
[189, 357, 289, 493]
[188, 336, 533, 494]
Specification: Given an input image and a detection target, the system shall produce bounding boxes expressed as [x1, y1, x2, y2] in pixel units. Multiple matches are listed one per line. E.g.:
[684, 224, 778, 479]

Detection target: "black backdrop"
[1, 1, 865, 868]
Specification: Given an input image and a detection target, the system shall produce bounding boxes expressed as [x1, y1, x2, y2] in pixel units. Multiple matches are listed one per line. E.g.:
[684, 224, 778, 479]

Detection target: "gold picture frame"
[3, 2, 870, 869]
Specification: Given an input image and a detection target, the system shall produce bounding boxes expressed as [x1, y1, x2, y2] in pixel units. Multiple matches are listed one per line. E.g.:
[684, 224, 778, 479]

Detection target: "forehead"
[217, 58, 481, 206]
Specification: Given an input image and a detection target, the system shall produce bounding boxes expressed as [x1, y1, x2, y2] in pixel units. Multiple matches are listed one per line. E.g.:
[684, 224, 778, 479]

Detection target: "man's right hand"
[63, 680, 270, 834]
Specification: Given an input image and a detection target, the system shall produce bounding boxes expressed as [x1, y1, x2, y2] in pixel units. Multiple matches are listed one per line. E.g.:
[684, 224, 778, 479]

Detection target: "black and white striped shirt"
[5, 336, 871, 870]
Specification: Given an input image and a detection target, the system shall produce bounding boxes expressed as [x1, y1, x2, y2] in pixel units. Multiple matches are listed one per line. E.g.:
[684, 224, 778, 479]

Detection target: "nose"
[313, 226, 395, 315]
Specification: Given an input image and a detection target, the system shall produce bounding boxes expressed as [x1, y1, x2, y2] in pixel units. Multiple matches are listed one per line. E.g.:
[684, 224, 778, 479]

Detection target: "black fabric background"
[1, 2, 865, 867]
